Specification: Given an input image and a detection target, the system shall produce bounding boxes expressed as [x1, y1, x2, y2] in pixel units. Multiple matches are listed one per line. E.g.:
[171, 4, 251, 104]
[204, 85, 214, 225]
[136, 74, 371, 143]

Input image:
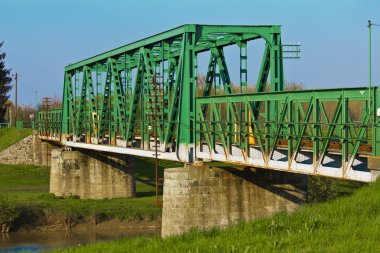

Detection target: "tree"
[0, 42, 12, 123]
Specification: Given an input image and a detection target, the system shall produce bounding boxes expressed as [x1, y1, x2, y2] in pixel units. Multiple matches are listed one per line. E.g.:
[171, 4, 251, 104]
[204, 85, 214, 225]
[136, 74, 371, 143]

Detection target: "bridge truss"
[37, 24, 380, 182]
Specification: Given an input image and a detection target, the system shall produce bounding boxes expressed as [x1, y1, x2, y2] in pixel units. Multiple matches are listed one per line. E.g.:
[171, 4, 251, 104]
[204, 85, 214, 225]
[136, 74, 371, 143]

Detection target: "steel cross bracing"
[58, 24, 285, 157]
[37, 109, 61, 142]
[36, 24, 380, 182]
[196, 87, 379, 182]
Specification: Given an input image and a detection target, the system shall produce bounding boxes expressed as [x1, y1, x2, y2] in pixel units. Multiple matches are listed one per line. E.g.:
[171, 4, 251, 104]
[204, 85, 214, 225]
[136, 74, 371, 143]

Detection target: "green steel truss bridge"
[37, 24, 380, 182]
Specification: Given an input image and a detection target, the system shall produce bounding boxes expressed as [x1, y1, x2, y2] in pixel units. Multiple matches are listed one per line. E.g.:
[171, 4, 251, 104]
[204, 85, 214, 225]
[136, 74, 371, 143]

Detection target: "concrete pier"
[161, 164, 307, 237]
[368, 156, 380, 180]
[50, 149, 136, 199]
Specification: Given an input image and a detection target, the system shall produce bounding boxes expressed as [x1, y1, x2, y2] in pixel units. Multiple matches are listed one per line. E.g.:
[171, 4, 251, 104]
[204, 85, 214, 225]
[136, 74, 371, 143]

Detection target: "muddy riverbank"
[1, 225, 161, 251]
[1, 218, 161, 251]
[13, 215, 161, 233]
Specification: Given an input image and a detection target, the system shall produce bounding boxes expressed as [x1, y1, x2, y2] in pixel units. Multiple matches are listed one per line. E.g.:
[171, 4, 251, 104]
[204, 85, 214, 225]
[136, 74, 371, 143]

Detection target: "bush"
[0, 194, 19, 232]
[308, 176, 338, 203]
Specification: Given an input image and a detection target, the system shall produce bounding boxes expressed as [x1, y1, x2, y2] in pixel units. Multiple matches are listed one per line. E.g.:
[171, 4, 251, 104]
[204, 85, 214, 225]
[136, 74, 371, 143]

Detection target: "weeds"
[0, 194, 19, 232]
[268, 219, 283, 235]
[303, 216, 319, 234]
[62, 210, 82, 229]
[307, 176, 364, 203]
[89, 211, 107, 226]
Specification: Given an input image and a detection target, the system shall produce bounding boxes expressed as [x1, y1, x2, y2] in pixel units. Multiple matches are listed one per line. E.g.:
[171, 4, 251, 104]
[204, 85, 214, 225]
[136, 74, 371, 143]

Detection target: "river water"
[0, 228, 160, 252]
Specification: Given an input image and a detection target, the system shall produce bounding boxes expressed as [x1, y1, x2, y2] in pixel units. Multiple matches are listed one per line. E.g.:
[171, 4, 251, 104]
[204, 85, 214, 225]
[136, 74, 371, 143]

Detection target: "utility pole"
[369, 20, 372, 114]
[154, 75, 158, 206]
[14, 72, 18, 126]
[368, 20, 380, 114]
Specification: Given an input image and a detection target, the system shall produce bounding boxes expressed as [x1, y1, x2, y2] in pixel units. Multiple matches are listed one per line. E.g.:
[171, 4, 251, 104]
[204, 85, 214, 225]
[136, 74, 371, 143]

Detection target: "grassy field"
[0, 127, 32, 151]
[0, 126, 182, 221]
[0, 157, 181, 222]
[51, 178, 379, 253]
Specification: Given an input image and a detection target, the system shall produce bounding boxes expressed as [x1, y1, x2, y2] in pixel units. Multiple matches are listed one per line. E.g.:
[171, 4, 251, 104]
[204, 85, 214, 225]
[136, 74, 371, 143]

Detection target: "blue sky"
[0, 0, 379, 105]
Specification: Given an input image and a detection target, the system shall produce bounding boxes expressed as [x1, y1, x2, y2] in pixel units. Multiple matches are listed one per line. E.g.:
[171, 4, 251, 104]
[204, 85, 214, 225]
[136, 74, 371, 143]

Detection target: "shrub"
[0, 194, 19, 232]
[308, 176, 338, 203]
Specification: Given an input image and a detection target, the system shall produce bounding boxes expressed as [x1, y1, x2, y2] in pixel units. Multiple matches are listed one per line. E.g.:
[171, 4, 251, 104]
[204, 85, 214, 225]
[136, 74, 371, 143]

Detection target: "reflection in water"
[0, 228, 160, 252]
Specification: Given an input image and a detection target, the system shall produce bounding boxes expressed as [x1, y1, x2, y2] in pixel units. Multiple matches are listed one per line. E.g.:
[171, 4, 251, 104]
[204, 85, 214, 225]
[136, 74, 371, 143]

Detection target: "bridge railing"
[0, 123, 10, 128]
[37, 109, 62, 141]
[195, 86, 379, 181]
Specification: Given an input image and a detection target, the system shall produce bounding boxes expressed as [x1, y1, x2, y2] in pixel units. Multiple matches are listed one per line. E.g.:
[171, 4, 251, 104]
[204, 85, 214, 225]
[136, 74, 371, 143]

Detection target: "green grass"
[0, 127, 32, 151]
[0, 157, 181, 220]
[51, 179, 380, 253]
[0, 127, 203, 221]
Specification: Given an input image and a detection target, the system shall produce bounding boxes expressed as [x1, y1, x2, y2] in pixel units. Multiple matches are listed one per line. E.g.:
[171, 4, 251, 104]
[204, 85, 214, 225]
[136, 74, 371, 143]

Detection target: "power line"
[19, 80, 37, 94]
[14, 74, 38, 109]
[13, 73, 37, 94]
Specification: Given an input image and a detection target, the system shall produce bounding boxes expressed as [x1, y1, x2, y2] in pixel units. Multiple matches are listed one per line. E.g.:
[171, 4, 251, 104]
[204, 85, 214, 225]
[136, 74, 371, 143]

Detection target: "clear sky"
[0, 0, 379, 105]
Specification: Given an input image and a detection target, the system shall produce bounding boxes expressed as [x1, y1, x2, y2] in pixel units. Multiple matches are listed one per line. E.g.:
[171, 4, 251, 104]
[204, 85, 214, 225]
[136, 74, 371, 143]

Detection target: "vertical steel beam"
[313, 96, 320, 169]
[61, 72, 74, 138]
[342, 97, 349, 176]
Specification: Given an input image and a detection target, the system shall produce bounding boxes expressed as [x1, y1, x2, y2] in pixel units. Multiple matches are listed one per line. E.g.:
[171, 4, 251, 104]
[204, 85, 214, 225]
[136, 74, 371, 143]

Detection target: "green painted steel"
[57, 24, 284, 161]
[35, 24, 380, 181]
[196, 87, 376, 167]
[37, 109, 62, 139]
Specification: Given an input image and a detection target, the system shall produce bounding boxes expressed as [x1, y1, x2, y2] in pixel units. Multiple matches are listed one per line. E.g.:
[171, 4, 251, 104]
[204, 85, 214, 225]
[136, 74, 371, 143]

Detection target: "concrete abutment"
[161, 164, 307, 237]
[0, 131, 58, 165]
[32, 136, 58, 167]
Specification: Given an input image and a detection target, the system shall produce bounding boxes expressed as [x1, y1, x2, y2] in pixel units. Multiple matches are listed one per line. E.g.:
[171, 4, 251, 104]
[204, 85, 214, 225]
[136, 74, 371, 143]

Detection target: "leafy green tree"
[0, 42, 12, 123]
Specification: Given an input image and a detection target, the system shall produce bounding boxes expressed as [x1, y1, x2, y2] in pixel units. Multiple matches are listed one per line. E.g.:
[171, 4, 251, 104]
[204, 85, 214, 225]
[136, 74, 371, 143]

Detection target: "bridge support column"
[368, 156, 380, 181]
[50, 149, 135, 199]
[32, 131, 58, 167]
[161, 164, 307, 237]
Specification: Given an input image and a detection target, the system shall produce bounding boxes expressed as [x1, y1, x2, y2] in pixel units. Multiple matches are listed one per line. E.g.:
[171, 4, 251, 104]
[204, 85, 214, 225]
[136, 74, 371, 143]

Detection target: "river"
[0, 228, 160, 252]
